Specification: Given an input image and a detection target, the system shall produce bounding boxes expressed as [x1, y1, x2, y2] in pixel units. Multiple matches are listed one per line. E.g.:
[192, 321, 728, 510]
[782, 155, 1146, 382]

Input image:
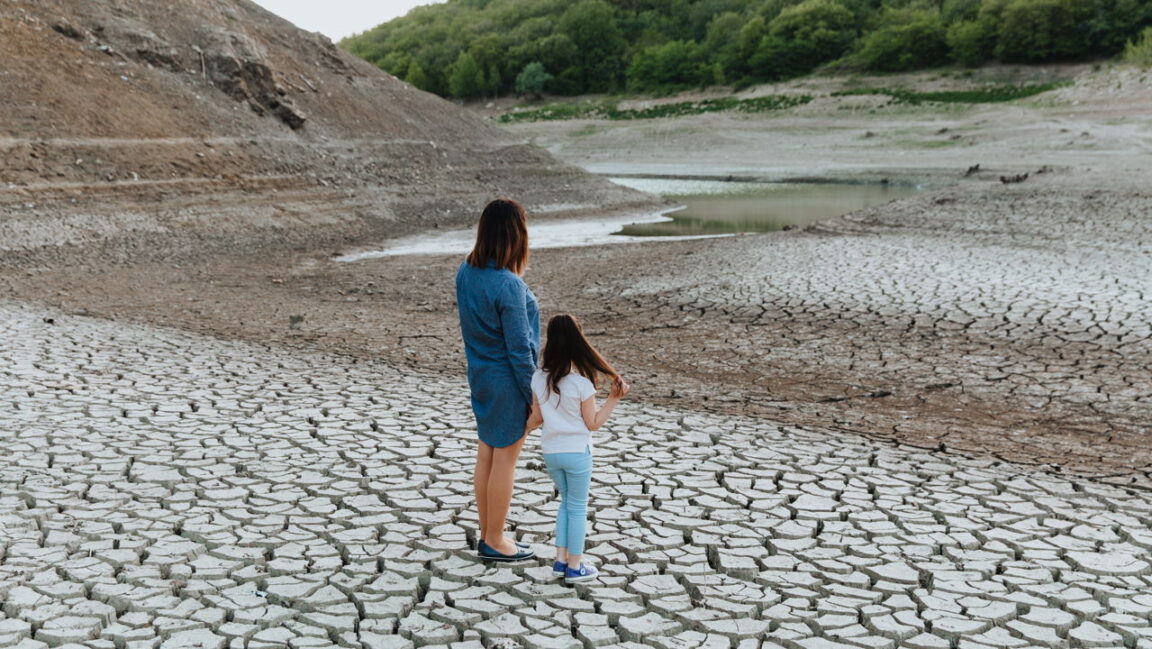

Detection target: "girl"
[526, 314, 630, 583]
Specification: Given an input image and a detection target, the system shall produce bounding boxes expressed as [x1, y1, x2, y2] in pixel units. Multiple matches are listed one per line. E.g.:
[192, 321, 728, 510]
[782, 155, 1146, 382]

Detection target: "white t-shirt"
[531, 368, 597, 455]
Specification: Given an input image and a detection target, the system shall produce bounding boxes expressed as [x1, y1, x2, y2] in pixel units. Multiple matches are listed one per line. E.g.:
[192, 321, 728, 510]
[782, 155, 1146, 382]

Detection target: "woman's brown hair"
[541, 313, 619, 401]
[466, 198, 529, 275]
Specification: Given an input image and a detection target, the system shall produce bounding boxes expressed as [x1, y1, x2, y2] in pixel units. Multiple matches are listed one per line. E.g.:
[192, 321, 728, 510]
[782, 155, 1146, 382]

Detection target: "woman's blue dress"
[456, 260, 541, 448]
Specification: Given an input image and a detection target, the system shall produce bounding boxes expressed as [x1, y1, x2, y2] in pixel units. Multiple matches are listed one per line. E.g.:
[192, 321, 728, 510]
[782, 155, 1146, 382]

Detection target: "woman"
[456, 198, 539, 562]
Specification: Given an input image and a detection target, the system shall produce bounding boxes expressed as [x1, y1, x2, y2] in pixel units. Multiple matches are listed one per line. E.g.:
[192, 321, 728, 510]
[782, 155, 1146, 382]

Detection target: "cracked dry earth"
[4, 301, 1152, 649]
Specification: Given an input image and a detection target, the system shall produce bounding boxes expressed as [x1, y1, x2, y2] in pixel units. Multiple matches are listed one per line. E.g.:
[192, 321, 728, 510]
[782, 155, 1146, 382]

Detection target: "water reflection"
[609, 177, 920, 236]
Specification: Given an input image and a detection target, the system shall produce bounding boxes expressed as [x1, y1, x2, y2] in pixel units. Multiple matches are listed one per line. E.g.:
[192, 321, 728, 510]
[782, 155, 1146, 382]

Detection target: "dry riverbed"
[4, 67, 1151, 485]
[2, 65, 1152, 649]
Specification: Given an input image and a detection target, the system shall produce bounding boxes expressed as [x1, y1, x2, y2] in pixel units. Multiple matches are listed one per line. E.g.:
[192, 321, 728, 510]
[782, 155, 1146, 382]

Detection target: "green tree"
[404, 59, 431, 91]
[486, 63, 503, 97]
[855, 8, 949, 71]
[703, 12, 746, 74]
[995, 0, 1093, 62]
[768, 0, 855, 50]
[469, 34, 505, 72]
[730, 16, 768, 79]
[557, 0, 627, 93]
[947, 18, 996, 66]
[748, 0, 856, 80]
[1084, 0, 1152, 57]
[941, 0, 981, 22]
[627, 40, 711, 92]
[1123, 25, 1152, 66]
[534, 33, 579, 88]
[758, 0, 807, 22]
[515, 62, 553, 98]
[448, 51, 484, 99]
[339, 0, 1152, 100]
[684, 0, 746, 40]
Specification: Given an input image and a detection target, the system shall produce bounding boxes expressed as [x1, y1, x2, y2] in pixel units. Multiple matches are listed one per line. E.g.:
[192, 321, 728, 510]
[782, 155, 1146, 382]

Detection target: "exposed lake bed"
[9, 67, 1151, 483]
[9, 6, 1152, 645]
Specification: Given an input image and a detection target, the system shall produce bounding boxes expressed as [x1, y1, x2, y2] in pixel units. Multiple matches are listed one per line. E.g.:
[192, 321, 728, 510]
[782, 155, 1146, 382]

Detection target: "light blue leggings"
[543, 450, 592, 556]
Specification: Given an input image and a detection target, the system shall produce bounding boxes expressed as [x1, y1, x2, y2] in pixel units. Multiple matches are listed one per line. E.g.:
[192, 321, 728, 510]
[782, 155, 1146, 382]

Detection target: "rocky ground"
[4, 301, 1152, 649]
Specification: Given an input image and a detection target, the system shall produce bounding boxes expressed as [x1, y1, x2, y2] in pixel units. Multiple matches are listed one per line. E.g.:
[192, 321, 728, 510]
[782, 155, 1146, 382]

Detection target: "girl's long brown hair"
[541, 314, 618, 401]
[466, 198, 528, 275]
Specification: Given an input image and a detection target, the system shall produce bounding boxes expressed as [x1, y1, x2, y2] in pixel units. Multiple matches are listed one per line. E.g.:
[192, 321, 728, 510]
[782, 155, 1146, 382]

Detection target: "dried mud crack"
[8, 169, 1149, 486]
[3, 301, 1152, 649]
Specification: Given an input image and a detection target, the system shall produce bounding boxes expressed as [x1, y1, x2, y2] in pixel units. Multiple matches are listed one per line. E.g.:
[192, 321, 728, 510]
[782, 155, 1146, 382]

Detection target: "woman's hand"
[610, 377, 630, 399]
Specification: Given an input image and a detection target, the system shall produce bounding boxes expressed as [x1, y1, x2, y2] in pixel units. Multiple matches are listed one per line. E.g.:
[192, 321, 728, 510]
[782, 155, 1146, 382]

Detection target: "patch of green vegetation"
[1124, 26, 1152, 67]
[497, 94, 812, 124]
[341, 0, 1151, 101]
[831, 82, 1066, 105]
[569, 124, 602, 137]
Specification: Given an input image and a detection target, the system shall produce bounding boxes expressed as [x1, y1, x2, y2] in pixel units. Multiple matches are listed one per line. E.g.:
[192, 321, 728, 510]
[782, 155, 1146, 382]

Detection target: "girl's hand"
[525, 397, 543, 431]
[610, 377, 630, 398]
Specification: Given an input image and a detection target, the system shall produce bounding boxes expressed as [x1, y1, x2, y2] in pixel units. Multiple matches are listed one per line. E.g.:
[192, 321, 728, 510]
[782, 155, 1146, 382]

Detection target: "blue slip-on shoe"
[552, 561, 567, 577]
[481, 538, 531, 551]
[564, 563, 598, 583]
[477, 540, 536, 563]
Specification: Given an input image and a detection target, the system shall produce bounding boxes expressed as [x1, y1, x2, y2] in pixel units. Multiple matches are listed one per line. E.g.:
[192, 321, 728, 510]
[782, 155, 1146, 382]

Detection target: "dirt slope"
[0, 0, 650, 268]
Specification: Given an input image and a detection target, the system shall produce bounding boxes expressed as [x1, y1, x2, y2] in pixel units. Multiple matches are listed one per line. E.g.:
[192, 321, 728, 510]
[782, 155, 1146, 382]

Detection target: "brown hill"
[0, 0, 650, 268]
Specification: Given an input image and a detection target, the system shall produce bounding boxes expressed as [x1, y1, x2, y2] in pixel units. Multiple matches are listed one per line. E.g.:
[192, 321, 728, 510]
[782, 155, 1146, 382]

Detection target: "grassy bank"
[497, 81, 1065, 124]
[497, 94, 812, 124]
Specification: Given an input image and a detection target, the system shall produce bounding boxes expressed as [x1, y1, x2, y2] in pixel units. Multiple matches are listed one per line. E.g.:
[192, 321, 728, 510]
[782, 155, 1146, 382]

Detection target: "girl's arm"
[580, 378, 629, 431]
[525, 394, 543, 432]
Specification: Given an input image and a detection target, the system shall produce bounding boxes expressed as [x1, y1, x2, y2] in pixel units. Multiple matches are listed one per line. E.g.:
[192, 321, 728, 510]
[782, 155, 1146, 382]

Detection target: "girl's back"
[531, 369, 596, 454]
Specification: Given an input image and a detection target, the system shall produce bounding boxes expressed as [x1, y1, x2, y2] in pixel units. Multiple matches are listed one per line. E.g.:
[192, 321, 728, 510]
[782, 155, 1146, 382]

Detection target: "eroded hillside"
[0, 0, 651, 268]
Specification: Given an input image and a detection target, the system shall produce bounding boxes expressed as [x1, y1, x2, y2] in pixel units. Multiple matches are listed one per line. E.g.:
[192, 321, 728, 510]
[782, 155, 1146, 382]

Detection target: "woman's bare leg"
[482, 434, 527, 555]
[474, 441, 494, 544]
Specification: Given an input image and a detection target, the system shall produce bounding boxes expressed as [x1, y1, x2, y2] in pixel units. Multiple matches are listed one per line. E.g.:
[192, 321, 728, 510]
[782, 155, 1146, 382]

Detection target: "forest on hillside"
[341, 0, 1152, 100]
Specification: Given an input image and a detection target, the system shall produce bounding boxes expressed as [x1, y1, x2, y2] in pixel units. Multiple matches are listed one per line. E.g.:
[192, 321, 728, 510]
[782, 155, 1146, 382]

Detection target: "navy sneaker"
[477, 540, 536, 562]
[552, 561, 567, 577]
[564, 563, 598, 583]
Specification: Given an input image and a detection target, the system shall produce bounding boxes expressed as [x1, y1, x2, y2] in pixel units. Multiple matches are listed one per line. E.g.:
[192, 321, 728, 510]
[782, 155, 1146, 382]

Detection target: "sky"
[251, 0, 444, 41]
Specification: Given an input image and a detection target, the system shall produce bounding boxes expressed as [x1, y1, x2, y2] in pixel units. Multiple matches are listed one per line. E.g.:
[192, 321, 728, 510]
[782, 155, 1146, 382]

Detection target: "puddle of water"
[609, 177, 920, 236]
[334, 210, 728, 262]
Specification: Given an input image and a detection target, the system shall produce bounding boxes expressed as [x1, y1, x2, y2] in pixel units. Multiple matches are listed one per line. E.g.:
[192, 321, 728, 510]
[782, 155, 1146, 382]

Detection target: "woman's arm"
[498, 281, 538, 407]
[580, 378, 630, 431]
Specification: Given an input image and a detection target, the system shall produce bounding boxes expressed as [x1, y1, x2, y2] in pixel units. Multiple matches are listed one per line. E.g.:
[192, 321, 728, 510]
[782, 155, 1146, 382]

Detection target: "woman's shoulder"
[458, 262, 524, 291]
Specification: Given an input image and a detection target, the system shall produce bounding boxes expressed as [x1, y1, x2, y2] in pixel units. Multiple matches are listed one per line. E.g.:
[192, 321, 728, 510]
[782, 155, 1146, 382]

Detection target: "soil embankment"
[0, 0, 655, 271]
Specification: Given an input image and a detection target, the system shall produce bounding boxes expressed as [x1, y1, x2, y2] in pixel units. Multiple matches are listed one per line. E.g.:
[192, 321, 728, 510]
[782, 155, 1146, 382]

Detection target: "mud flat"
[2, 60, 1152, 647]
[9, 67, 1149, 484]
[4, 301, 1152, 648]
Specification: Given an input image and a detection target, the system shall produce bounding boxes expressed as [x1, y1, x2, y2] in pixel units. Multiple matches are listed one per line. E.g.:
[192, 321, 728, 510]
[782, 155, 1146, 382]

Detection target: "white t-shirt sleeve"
[531, 369, 546, 400]
[575, 375, 596, 401]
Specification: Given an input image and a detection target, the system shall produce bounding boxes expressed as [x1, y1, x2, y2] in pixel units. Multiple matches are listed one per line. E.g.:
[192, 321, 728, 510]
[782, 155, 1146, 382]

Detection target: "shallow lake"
[608, 177, 922, 236]
[335, 177, 920, 260]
